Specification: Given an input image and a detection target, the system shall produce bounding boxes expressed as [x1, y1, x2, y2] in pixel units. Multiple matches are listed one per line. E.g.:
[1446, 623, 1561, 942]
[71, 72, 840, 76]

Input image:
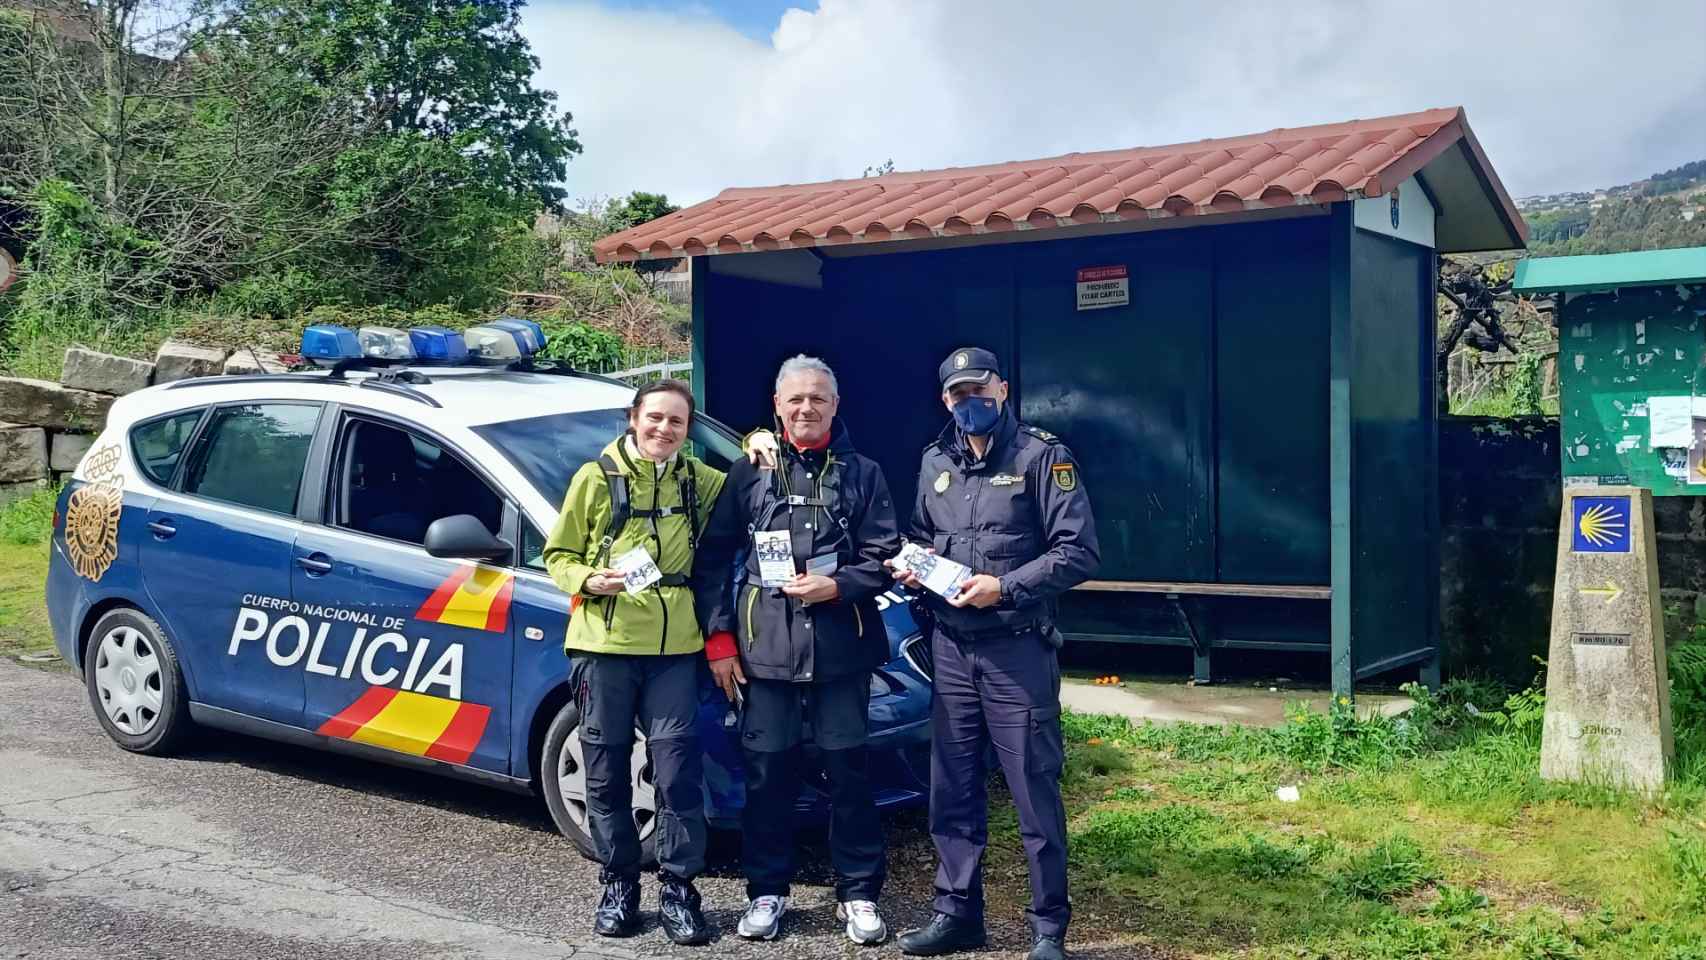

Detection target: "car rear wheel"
[540, 700, 658, 866]
[84, 607, 191, 755]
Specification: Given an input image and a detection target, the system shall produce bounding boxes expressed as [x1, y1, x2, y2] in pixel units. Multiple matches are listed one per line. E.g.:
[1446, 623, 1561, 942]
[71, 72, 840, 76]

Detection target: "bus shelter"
[597, 107, 1528, 695]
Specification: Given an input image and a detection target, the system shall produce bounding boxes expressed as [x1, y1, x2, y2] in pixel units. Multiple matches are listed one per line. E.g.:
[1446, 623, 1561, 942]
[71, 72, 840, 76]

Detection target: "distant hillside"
[1518, 159, 1706, 256]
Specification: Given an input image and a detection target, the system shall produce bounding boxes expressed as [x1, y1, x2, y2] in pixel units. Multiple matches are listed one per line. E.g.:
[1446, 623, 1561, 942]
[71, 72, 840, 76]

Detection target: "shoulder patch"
[1050, 462, 1077, 492]
[1021, 425, 1059, 444]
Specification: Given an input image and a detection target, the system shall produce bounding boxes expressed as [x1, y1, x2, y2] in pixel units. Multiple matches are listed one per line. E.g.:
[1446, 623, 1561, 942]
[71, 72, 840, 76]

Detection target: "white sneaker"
[836, 899, 887, 945]
[737, 895, 787, 940]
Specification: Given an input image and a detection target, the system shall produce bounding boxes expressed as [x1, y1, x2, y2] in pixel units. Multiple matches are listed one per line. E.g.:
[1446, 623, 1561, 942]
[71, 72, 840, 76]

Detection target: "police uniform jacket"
[693, 419, 900, 682]
[909, 408, 1100, 634]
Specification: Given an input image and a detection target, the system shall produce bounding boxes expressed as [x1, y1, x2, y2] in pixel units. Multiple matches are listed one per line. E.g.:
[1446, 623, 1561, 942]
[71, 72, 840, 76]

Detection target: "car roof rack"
[507, 357, 634, 390]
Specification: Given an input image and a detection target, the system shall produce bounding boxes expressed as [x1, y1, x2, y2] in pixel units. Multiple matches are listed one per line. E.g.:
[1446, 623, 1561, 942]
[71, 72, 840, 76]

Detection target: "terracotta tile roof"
[595, 106, 1526, 262]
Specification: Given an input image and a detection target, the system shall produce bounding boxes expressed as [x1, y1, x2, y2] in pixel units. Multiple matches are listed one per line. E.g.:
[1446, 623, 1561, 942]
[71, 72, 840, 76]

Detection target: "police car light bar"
[408, 326, 469, 363]
[300, 324, 363, 365]
[357, 326, 417, 361]
[490, 316, 547, 353]
[464, 323, 529, 362]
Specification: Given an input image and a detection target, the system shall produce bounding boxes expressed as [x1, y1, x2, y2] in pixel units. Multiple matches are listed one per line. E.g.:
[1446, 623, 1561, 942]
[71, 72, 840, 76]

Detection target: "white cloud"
[524, 0, 1706, 207]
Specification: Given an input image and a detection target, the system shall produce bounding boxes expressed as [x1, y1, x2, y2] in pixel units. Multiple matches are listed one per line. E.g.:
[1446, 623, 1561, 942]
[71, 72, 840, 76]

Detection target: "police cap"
[939, 347, 1002, 389]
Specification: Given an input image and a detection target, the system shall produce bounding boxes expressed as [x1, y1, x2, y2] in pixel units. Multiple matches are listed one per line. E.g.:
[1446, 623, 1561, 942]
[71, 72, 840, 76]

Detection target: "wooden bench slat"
[1072, 580, 1331, 600]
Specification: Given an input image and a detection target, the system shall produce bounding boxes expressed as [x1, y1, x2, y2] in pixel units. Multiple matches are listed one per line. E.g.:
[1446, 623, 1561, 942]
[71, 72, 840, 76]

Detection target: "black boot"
[658, 875, 712, 945]
[898, 912, 987, 956]
[593, 873, 641, 938]
[1028, 933, 1067, 960]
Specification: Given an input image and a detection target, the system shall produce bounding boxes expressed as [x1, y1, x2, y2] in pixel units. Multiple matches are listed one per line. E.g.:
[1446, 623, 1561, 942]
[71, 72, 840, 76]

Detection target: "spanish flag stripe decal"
[482, 576, 515, 633]
[322, 687, 493, 765]
[316, 685, 398, 739]
[347, 688, 463, 756]
[415, 565, 514, 633]
[415, 565, 475, 623]
[423, 702, 493, 765]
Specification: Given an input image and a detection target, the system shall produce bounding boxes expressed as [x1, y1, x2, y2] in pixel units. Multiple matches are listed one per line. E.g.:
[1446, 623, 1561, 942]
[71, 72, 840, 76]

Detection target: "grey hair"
[774, 354, 839, 398]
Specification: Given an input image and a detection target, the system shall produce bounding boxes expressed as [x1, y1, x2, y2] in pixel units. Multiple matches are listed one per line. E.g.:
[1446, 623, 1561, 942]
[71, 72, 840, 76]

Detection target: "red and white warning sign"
[1075, 264, 1128, 311]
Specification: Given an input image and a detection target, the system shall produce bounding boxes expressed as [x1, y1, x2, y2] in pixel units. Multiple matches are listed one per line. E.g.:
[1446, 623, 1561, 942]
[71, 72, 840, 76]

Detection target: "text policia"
[229, 594, 465, 700]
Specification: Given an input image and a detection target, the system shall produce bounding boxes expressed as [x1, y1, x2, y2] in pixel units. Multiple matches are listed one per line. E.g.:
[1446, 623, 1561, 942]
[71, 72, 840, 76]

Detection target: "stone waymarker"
[1541, 486, 1674, 792]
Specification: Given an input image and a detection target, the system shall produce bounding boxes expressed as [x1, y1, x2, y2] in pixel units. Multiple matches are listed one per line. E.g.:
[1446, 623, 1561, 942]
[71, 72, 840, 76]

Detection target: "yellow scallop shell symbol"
[65, 444, 124, 582]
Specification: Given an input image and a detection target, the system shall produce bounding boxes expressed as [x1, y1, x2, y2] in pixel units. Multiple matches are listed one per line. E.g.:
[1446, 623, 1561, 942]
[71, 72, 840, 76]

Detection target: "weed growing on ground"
[1329, 834, 1437, 901]
[1667, 828, 1706, 909]
[1070, 803, 1222, 878]
[1430, 882, 1491, 917]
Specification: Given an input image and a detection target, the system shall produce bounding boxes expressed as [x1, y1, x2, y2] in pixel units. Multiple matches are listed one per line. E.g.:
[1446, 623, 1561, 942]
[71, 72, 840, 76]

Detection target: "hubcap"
[558, 727, 657, 842]
[93, 626, 163, 736]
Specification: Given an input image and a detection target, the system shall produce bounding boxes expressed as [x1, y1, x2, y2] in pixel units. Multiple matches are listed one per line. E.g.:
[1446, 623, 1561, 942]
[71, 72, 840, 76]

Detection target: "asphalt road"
[0, 660, 1134, 960]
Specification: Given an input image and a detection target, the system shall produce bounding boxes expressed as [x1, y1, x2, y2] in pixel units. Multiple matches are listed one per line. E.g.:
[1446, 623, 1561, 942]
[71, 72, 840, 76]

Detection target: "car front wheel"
[84, 607, 191, 755]
[540, 700, 658, 866]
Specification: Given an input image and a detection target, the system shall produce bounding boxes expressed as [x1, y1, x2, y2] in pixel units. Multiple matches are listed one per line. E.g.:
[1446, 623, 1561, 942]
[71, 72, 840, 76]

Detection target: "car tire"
[540, 700, 659, 867]
[84, 607, 191, 755]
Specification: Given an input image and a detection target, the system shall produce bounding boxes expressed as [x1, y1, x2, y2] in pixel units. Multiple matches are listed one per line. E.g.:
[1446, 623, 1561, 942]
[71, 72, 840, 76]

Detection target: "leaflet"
[613, 546, 662, 595]
[753, 530, 797, 587]
[895, 541, 972, 598]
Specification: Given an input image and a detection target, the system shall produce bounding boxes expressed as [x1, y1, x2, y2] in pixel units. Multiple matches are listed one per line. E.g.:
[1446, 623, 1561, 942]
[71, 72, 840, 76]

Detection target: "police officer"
[892, 348, 1099, 960]
[693, 355, 900, 945]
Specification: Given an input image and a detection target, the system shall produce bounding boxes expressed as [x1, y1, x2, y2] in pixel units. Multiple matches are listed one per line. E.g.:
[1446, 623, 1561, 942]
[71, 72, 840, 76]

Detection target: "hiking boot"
[657, 876, 711, 945]
[836, 899, 887, 944]
[592, 874, 640, 938]
[897, 912, 986, 956]
[736, 895, 787, 940]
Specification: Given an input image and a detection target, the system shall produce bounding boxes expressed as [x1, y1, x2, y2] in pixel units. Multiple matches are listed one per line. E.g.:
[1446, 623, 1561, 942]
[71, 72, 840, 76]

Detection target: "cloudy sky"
[521, 0, 1706, 208]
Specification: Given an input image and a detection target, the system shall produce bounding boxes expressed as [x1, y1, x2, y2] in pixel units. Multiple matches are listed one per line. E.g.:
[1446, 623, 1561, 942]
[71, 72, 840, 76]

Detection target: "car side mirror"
[424, 514, 512, 561]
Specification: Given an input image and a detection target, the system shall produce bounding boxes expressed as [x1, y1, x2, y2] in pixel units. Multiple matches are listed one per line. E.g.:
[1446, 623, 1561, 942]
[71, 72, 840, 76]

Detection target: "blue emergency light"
[300, 324, 363, 365]
[491, 316, 548, 353]
[408, 326, 470, 363]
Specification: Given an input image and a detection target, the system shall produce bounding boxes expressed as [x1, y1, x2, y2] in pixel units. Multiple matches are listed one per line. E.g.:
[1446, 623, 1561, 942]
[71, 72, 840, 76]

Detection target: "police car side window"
[129, 409, 205, 487]
[181, 404, 321, 515]
[522, 522, 548, 571]
[336, 419, 504, 547]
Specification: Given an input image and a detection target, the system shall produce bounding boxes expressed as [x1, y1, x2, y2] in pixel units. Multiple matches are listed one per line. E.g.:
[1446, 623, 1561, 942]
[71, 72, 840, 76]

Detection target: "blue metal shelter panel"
[1013, 230, 1215, 581]
[1214, 219, 1331, 584]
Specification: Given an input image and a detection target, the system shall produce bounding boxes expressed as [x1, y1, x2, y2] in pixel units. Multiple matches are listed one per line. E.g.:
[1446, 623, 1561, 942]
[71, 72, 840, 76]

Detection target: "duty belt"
[936, 620, 1041, 642]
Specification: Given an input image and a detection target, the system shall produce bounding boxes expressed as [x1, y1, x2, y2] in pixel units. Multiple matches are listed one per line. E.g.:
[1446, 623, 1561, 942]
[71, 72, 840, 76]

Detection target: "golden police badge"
[1050, 462, 1077, 492]
[934, 470, 952, 494]
[65, 443, 124, 582]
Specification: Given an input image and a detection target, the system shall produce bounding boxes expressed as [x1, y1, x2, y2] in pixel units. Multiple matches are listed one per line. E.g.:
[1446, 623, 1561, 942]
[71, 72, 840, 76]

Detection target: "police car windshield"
[472, 408, 742, 509]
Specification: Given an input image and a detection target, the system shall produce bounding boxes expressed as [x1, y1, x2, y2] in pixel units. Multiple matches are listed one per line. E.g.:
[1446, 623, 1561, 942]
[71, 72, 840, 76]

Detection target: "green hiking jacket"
[543, 435, 726, 656]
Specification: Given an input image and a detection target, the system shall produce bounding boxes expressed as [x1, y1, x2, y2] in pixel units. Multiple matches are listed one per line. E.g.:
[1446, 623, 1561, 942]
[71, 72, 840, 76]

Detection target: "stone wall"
[1440, 416, 1706, 684]
[0, 342, 286, 505]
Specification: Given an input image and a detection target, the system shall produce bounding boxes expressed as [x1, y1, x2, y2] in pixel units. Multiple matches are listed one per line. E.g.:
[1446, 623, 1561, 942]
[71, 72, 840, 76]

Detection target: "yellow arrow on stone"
[1578, 581, 1623, 604]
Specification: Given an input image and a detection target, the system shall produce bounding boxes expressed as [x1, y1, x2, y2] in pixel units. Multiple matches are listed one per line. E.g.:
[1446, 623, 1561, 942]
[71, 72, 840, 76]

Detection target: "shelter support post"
[1328, 205, 1354, 699]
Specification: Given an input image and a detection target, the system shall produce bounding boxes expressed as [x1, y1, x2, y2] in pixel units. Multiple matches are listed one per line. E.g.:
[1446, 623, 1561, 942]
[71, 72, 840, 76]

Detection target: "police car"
[45, 320, 933, 863]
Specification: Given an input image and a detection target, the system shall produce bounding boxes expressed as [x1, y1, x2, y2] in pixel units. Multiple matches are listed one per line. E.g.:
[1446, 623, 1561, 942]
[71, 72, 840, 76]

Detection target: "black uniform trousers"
[928, 623, 1069, 938]
[573, 651, 707, 882]
[739, 674, 885, 902]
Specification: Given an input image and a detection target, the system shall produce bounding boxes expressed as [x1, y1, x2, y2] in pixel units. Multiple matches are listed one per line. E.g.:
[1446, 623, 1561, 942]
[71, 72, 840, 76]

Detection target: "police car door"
[290, 410, 514, 776]
[140, 401, 323, 727]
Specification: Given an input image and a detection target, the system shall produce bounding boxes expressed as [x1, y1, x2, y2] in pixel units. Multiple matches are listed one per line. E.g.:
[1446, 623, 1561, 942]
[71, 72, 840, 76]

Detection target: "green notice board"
[1558, 284, 1706, 494]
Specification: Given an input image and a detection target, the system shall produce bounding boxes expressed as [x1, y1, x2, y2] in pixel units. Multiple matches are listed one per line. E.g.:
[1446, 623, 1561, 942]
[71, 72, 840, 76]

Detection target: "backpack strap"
[594, 454, 630, 568]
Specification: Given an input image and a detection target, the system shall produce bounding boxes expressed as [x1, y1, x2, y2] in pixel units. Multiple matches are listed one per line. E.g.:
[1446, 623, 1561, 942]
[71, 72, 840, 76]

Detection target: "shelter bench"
[1066, 580, 1332, 685]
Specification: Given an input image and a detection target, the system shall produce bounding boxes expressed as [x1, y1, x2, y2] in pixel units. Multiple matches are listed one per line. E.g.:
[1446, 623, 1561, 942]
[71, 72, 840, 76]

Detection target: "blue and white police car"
[44, 320, 933, 862]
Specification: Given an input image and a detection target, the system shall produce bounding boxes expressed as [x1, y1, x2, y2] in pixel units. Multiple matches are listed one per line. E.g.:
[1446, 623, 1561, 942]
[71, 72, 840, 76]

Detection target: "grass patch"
[995, 682, 1706, 956]
[0, 486, 59, 660]
[0, 541, 54, 660]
